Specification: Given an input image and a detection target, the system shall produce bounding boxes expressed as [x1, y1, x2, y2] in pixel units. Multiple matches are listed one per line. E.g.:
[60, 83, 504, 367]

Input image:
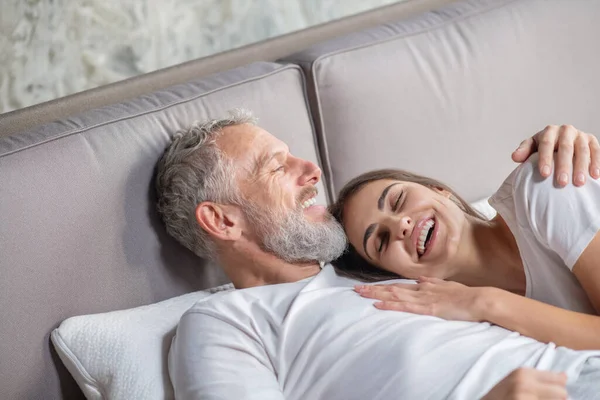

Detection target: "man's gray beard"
[243, 201, 347, 264]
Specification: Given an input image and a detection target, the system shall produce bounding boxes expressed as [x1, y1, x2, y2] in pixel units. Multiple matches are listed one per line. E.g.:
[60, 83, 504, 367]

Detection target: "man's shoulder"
[182, 279, 307, 321]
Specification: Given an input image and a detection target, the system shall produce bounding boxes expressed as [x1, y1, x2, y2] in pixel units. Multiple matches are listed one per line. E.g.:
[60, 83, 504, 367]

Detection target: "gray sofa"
[2, 0, 600, 398]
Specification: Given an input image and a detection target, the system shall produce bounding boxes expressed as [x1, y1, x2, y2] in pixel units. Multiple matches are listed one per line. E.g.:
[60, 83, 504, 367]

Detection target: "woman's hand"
[354, 276, 488, 322]
[481, 368, 568, 400]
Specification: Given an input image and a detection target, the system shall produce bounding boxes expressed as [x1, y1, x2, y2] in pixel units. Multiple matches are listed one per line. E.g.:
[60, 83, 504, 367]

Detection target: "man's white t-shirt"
[489, 154, 600, 314]
[169, 264, 600, 400]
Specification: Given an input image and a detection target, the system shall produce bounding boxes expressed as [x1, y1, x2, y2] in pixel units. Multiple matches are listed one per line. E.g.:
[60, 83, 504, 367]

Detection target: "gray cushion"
[0, 62, 322, 399]
[284, 0, 600, 201]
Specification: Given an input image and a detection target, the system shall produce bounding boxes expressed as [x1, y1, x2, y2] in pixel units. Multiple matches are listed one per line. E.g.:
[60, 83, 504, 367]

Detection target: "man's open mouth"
[301, 196, 317, 209]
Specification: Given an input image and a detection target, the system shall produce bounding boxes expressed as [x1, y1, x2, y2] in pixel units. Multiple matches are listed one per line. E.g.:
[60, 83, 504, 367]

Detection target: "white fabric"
[169, 264, 600, 400]
[470, 196, 497, 220]
[489, 154, 600, 314]
[50, 283, 234, 400]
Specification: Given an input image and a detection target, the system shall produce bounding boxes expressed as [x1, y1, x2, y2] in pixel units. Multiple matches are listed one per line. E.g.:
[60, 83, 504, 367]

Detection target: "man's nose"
[296, 157, 321, 186]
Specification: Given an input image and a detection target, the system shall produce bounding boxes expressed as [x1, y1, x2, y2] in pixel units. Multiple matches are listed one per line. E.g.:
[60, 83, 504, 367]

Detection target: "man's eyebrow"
[363, 182, 400, 259]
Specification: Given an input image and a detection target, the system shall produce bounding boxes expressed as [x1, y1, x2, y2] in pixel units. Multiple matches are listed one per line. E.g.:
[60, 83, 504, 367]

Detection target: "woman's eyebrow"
[363, 223, 376, 260]
[363, 182, 401, 259]
[378, 183, 400, 210]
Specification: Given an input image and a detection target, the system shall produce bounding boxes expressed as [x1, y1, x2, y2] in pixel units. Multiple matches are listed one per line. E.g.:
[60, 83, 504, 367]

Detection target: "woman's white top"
[489, 154, 600, 314]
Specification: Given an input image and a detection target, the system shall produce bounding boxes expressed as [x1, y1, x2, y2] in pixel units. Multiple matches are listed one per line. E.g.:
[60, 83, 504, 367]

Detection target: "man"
[156, 109, 600, 399]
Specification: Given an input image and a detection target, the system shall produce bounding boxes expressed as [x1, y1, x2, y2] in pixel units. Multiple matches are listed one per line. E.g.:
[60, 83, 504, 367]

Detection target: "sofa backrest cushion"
[284, 0, 600, 202]
[0, 62, 322, 399]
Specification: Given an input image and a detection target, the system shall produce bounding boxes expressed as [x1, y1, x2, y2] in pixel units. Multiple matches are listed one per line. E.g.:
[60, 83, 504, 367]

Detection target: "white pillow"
[51, 283, 234, 400]
[470, 196, 497, 220]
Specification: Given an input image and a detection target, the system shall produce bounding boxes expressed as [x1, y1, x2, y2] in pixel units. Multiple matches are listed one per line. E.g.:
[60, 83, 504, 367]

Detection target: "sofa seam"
[309, 0, 520, 66]
[292, 62, 334, 205]
[0, 64, 302, 158]
[306, 0, 520, 199]
[308, 61, 336, 202]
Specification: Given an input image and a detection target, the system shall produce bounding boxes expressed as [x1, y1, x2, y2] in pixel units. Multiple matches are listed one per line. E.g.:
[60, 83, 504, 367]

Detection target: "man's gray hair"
[155, 109, 257, 261]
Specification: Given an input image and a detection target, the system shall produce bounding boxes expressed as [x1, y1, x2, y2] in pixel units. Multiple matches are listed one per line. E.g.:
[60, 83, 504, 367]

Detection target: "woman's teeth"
[301, 197, 317, 209]
[417, 219, 435, 256]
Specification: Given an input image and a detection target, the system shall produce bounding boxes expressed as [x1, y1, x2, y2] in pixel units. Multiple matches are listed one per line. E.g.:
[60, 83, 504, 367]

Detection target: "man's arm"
[169, 310, 284, 400]
[512, 124, 600, 186]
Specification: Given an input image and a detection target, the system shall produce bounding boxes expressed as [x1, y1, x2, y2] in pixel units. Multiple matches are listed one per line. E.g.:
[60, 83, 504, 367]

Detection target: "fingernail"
[576, 172, 585, 185]
[374, 302, 383, 308]
[594, 168, 600, 178]
[542, 165, 551, 176]
[559, 173, 568, 185]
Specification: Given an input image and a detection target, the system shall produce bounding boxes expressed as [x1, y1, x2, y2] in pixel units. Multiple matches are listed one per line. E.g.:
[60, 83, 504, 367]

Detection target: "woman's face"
[342, 179, 467, 279]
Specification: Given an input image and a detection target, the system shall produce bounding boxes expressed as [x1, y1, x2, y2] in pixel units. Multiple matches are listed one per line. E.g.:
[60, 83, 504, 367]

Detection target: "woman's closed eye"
[376, 190, 404, 253]
[392, 190, 404, 212]
[377, 231, 389, 254]
[374, 190, 406, 254]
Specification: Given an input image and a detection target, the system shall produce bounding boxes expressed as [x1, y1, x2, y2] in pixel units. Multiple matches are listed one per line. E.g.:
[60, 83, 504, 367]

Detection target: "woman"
[329, 126, 600, 351]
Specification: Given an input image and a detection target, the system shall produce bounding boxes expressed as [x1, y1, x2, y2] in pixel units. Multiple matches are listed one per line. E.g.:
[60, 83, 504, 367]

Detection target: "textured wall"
[0, 0, 401, 113]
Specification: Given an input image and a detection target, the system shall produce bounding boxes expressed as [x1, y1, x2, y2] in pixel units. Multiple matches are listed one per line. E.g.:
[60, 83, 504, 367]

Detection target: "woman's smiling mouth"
[414, 217, 436, 258]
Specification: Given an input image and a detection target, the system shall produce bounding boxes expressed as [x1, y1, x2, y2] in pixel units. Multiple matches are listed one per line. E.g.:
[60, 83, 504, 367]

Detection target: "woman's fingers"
[374, 301, 432, 315]
[354, 285, 419, 302]
[417, 276, 443, 283]
[355, 283, 419, 293]
[355, 283, 437, 316]
[360, 290, 411, 302]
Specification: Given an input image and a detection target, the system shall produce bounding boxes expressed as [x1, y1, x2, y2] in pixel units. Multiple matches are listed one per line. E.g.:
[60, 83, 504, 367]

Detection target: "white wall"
[0, 0, 401, 113]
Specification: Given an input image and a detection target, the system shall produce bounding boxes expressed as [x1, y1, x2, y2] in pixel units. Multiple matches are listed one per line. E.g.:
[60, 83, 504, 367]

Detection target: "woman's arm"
[481, 283, 600, 351]
[573, 232, 600, 314]
[355, 268, 600, 350]
[478, 227, 600, 349]
[481, 230, 600, 350]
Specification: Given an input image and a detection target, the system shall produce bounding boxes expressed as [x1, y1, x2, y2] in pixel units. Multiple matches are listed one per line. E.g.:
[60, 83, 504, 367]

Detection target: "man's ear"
[195, 202, 243, 241]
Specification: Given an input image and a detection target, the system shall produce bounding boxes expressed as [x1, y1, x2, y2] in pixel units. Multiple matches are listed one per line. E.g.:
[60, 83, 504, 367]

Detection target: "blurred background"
[0, 0, 403, 113]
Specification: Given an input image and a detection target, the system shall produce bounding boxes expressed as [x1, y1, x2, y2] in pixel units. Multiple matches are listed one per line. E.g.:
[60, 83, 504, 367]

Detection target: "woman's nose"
[390, 215, 412, 240]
